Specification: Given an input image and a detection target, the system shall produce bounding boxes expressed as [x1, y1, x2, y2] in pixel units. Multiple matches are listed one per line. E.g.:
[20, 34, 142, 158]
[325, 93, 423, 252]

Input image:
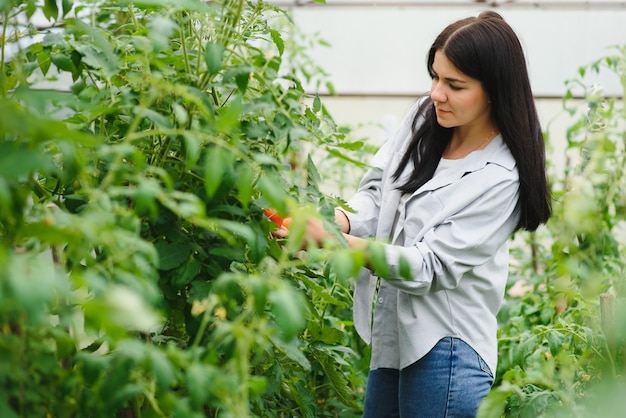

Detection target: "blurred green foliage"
[0, 0, 368, 416]
[2, 0, 626, 417]
[480, 46, 626, 418]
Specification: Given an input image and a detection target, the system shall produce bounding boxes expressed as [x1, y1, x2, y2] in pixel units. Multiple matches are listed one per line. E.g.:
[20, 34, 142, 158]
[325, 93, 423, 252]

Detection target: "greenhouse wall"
[277, 0, 626, 192]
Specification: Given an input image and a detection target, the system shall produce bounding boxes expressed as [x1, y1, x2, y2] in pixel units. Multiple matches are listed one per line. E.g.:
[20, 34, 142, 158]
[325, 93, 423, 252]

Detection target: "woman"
[279, 11, 551, 417]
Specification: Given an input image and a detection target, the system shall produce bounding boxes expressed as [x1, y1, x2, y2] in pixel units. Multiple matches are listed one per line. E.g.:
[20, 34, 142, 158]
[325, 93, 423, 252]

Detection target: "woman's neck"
[444, 126, 498, 160]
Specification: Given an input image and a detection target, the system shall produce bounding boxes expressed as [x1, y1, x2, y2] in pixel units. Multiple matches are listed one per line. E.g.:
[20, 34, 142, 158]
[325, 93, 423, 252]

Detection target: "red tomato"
[263, 208, 284, 226]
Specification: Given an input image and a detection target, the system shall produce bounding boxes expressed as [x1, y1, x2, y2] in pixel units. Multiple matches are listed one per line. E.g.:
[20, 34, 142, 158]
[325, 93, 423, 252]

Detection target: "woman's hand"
[266, 207, 335, 247]
[302, 217, 331, 247]
[267, 207, 364, 250]
[269, 215, 330, 247]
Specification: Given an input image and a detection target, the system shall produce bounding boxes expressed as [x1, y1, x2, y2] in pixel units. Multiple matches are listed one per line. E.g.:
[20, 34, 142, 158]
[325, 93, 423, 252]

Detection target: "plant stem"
[179, 11, 191, 75]
[157, 135, 172, 168]
[199, 0, 245, 91]
[1, 10, 9, 97]
[127, 4, 139, 30]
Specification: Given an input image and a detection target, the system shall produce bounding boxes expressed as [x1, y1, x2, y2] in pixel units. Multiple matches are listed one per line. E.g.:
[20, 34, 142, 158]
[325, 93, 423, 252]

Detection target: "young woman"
[278, 10, 551, 417]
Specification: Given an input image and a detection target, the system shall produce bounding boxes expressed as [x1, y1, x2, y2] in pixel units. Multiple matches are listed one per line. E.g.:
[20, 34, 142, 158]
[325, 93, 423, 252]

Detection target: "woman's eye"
[449, 84, 462, 91]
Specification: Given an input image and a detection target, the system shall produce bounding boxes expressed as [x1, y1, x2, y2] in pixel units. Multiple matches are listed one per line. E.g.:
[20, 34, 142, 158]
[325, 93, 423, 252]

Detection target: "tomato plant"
[480, 46, 626, 418]
[0, 0, 369, 416]
[3, 0, 625, 416]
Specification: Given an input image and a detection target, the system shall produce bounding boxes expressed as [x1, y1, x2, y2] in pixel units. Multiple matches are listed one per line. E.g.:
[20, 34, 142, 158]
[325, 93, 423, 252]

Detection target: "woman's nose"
[431, 82, 446, 103]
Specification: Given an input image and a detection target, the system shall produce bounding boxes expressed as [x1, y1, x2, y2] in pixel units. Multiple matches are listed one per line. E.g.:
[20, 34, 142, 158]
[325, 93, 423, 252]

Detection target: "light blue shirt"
[342, 102, 520, 375]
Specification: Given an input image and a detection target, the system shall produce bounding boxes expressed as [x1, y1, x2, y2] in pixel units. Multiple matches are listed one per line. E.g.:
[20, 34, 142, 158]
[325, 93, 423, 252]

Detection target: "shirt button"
[378, 297, 384, 304]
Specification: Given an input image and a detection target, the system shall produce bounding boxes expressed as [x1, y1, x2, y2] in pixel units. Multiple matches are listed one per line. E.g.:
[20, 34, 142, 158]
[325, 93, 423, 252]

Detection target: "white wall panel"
[290, 6, 626, 97]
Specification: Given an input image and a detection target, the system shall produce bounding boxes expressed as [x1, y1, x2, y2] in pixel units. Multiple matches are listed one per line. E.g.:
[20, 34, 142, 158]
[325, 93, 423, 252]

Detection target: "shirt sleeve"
[380, 168, 521, 295]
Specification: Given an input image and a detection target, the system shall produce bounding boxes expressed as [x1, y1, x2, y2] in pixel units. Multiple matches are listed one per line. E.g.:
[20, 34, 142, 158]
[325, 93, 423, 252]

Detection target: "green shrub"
[0, 0, 368, 416]
[480, 46, 626, 418]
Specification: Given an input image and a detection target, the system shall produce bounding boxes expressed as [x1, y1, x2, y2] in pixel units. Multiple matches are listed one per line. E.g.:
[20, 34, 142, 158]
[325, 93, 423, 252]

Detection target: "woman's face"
[430, 50, 492, 130]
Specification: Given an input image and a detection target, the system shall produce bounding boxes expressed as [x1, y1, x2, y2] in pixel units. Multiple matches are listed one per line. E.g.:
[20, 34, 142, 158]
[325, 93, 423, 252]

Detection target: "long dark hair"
[392, 11, 551, 231]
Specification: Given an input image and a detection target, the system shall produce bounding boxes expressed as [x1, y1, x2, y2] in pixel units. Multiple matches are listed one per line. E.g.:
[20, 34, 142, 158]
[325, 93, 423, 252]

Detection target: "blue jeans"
[363, 337, 494, 418]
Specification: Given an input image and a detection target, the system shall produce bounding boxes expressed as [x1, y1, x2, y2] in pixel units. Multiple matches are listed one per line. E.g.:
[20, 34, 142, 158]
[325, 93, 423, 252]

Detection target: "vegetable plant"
[0, 0, 369, 416]
[480, 45, 626, 418]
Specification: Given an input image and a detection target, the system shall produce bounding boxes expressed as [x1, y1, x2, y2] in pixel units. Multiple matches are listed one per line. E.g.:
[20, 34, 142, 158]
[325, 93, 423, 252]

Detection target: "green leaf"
[133, 0, 211, 12]
[109, 383, 144, 408]
[337, 140, 365, 151]
[25, 1, 36, 17]
[42, 32, 67, 48]
[398, 255, 412, 281]
[154, 240, 192, 271]
[51, 53, 75, 72]
[326, 147, 368, 168]
[182, 132, 201, 170]
[269, 29, 285, 56]
[143, 108, 174, 129]
[37, 50, 51, 75]
[270, 286, 306, 340]
[147, 349, 176, 392]
[477, 382, 517, 418]
[0, 400, 18, 418]
[235, 68, 250, 93]
[75, 44, 118, 79]
[0, 143, 52, 179]
[0, 97, 98, 151]
[76, 352, 109, 385]
[274, 338, 311, 370]
[127, 180, 159, 218]
[0, 0, 12, 14]
[62, 0, 74, 17]
[312, 94, 321, 113]
[318, 352, 353, 405]
[312, 326, 344, 345]
[204, 145, 225, 199]
[288, 126, 309, 141]
[236, 162, 254, 208]
[218, 220, 257, 247]
[306, 154, 322, 187]
[253, 153, 280, 166]
[6, 252, 58, 325]
[43, 0, 59, 21]
[249, 276, 269, 315]
[367, 241, 390, 279]
[205, 41, 225, 76]
[187, 363, 214, 408]
[172, 258, 202, 289]
[50, 326, 77, 359]
[325, 81, 336, 95]
[66, 19, 120, 77]
[242, 120, 269, 139]
[172, 103, 189, 126]
[516, 334, 539, 364]
[216, 95, 242, 133]
[148, 15, 177, 51]
[248, 376, 268, 398]
[331, 249, 354, 284]
[158, 190, 206, 219]
[258, 173, 288, 215]
[546, 330, 564, 356]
